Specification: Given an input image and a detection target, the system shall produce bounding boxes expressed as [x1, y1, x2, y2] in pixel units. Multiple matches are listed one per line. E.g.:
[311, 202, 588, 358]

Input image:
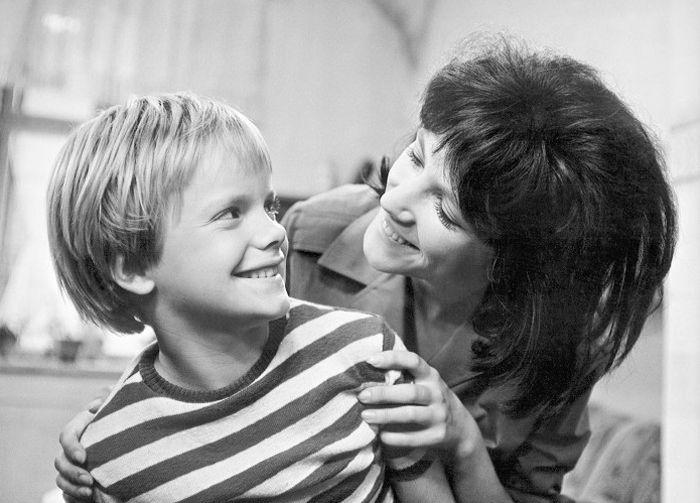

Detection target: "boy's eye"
[216, 206, 241, 221]
[266, 196, 282, 221]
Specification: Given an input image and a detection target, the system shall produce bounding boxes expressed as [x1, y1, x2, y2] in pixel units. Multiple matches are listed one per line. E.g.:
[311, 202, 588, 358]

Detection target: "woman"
[55, 38, 676, 502]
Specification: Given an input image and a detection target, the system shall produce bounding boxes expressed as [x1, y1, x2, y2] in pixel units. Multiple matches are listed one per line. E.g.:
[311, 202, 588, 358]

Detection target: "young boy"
[46, 93, 453, 503]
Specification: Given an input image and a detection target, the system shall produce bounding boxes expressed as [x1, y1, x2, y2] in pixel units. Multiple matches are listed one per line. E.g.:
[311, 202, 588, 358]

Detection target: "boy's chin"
[271, 295, 291, 319]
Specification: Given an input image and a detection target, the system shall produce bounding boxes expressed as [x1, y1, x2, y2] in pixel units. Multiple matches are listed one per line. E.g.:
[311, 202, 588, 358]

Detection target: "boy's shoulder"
[82, 343, 157, 447]
[287, 297, 387, 324]
[286, 298, 399, 349]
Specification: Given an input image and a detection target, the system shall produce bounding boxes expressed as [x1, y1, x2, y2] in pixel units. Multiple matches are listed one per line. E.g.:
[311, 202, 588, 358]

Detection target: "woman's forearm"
[447, 438, 513, 503]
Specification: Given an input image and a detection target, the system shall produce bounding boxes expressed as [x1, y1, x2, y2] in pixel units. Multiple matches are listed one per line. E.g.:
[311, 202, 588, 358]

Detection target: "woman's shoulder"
[282, 184, 378, 252]
[284, 184, 377, 228]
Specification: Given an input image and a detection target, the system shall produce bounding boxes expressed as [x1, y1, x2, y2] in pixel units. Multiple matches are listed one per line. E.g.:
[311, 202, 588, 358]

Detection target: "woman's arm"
[390, 457, 457, 503]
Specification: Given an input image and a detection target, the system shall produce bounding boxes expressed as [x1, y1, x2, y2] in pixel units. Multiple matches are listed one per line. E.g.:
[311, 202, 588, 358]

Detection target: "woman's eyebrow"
[416, 129, 426, 152]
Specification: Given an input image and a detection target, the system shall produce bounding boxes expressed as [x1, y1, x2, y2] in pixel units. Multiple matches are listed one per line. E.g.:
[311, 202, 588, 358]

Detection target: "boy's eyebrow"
[204, 189, 277, 214]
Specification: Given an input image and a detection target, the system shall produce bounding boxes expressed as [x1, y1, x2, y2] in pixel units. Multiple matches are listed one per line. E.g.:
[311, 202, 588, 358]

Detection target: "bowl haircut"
[47, 93, 271, 334]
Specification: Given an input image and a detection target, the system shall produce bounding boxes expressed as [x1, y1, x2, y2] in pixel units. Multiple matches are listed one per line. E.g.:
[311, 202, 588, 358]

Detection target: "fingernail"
[79, 474, 92, 485]
[80, 487, 93, 497]
[361, 410, 377, 421]
[73, 450, 85, 463]
[366, 355, 381, 366]
[358, 389, 371, 401]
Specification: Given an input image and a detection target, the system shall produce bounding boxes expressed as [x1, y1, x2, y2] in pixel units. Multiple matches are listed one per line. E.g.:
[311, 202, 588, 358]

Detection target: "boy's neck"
[153, 323, 270, 391]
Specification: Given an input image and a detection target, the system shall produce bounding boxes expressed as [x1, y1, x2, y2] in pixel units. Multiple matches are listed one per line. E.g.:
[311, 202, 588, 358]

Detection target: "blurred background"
[0, 1, 698, 502]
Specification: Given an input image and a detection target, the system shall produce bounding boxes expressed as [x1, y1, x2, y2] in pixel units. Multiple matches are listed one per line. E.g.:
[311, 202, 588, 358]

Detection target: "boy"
[46, 93, 453, 502]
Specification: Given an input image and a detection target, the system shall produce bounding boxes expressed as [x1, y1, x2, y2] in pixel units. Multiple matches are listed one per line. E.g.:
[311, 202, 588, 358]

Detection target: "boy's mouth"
[235, 265, 280, 279]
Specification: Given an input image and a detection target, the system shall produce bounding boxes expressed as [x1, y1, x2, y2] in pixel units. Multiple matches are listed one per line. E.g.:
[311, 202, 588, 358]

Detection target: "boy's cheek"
[280, 237, 288, 280]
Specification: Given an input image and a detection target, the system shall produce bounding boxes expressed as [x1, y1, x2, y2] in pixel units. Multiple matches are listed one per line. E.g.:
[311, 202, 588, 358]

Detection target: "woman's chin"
[363, 219, 416, 275]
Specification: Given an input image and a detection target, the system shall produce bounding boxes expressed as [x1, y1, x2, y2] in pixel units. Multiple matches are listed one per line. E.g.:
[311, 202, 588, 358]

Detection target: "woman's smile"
[381, 215, 416, 248]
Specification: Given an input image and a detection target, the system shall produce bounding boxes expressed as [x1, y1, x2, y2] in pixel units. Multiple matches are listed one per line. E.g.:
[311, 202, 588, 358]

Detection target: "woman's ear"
[111, 255, 155, 295]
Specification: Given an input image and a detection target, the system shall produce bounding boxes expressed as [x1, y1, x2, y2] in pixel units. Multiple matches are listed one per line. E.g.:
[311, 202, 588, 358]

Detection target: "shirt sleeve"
[495, 390, 592, 503]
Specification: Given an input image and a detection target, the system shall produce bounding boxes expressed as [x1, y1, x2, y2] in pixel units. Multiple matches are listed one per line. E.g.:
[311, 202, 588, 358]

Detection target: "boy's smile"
[143, 146, 290, 349]
[234, 264, 282, 279]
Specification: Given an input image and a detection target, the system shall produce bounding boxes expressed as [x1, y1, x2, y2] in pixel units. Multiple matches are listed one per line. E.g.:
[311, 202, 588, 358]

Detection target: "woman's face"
[363, 129, 493, 296]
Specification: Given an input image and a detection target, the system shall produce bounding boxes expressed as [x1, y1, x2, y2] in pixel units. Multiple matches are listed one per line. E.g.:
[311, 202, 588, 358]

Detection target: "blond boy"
[47, 93, 453, 502]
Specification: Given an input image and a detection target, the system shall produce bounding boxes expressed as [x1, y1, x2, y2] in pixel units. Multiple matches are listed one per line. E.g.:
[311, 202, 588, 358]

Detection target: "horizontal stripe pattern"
[84, 299, 406, 502]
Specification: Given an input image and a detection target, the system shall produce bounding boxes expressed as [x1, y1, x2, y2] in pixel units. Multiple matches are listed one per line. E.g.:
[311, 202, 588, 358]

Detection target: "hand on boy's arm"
[55, 394, 107, 501]
[361, 350, 514, 503]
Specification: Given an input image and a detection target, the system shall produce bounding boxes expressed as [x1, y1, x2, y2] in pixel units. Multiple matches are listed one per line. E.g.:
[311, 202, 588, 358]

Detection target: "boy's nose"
[257, 217, 287, 250]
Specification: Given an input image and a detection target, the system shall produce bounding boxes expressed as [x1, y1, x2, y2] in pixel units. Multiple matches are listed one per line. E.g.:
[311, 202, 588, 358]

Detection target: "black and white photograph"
[0, 1, 698, 502]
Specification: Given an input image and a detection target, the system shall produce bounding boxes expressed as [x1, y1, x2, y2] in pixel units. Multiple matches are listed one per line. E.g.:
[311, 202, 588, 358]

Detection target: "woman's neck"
[412, 277, 485, 327]
[410, 278, 486, 361]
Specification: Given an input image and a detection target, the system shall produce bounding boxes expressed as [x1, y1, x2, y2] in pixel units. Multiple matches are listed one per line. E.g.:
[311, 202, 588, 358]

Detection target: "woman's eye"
[266, 197, 282, 221]
[434, 197, 457, 230]
[407, 147, 423, 167]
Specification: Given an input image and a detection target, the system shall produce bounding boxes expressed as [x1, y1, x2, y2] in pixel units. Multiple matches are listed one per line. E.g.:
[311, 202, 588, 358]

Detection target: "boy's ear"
[111, 255, 155, 295]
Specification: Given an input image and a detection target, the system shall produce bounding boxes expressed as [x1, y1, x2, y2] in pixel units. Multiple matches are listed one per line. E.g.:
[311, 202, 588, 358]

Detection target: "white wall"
[664, 0, 700, 500]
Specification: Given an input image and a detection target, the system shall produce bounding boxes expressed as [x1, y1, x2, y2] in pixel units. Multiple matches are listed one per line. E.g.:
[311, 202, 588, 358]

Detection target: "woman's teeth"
[238, 266, 278, 279]
[381, 217, 408, 245]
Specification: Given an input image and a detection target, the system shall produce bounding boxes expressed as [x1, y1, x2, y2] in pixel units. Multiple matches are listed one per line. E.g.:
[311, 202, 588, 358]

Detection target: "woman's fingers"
[361, 404, 447, 426]
[55, 406, 97, 500]
[55, 465, 93, 501]
[54, 450, 92, 486]
[367, 351, 433, 379]
[379, 427, 448, 448]
[58, 409, 95, 464]
[358, 383, 435, 405]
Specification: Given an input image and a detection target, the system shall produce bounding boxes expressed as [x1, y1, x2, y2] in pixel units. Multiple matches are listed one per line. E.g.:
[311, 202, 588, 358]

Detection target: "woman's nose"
[380, 182, 415, 225]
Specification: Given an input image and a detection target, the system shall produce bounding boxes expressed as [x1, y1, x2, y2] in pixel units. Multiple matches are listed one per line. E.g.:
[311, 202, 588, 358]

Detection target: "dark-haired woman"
[55, 39, 676, 502]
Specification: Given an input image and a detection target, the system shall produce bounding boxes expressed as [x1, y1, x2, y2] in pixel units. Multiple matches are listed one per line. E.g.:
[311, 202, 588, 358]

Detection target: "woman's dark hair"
[379, 37, 677, 418]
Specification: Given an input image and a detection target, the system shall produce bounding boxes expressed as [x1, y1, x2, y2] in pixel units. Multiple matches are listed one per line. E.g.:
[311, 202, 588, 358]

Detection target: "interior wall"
[418, 0, 670, 128]
[664, 0, 700, 499]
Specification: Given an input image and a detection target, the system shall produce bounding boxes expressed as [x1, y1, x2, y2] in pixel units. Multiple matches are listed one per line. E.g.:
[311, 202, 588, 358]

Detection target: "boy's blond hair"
[47, 93, 271, 334]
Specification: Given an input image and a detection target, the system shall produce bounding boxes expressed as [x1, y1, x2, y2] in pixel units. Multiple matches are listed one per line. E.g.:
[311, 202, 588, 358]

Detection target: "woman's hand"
[54, 396, 103, 502]
[358, 350, 478, 460]
[360, 351, 514, 503]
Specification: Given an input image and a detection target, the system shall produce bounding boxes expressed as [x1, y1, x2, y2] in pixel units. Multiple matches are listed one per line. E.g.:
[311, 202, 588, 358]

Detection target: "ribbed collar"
[139, 316, 288, 402]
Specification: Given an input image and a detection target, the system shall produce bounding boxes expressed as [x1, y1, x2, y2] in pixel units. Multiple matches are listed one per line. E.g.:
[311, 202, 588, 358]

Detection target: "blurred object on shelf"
[54, 338, 81, 363]
[0, 323, 17, 357]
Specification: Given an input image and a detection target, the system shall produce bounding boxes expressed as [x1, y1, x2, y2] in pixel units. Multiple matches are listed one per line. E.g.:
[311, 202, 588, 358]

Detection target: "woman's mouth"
[381, 217, 416, 248]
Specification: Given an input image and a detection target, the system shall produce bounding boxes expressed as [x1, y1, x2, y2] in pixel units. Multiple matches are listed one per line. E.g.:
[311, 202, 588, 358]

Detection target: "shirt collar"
[317, 207, 392, 286]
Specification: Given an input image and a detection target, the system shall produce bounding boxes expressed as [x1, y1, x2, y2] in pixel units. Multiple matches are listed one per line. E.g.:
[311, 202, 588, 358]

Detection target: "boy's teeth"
[241, 266, 277, 278]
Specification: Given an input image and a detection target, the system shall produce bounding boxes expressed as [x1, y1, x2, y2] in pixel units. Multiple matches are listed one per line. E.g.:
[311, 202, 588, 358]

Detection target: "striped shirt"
[83, 299, 414, 502]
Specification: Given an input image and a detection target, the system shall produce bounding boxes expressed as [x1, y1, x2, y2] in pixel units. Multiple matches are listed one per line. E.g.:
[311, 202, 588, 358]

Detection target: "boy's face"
[145, 148, 290, 335]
